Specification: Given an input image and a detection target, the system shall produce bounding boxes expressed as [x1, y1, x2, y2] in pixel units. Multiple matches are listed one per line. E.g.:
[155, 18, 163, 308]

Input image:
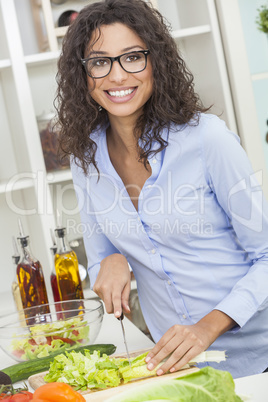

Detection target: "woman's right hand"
[92, 253, 131, 318]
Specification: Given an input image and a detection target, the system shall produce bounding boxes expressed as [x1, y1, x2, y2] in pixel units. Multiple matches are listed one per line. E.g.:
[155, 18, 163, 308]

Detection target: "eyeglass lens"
[85, 51, 147, 78]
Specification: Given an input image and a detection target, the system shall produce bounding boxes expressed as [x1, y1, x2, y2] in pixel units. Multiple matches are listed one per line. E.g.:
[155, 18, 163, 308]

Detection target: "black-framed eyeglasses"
[81, 49, 150, 79]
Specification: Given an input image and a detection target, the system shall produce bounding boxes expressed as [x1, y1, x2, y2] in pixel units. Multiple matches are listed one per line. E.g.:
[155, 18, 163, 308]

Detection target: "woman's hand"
[145, 310, 236, 375]
[93, 253, 131, 318]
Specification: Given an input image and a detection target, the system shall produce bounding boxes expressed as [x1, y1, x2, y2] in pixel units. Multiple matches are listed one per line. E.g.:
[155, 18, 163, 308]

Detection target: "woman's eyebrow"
[87, 45, 144, 57]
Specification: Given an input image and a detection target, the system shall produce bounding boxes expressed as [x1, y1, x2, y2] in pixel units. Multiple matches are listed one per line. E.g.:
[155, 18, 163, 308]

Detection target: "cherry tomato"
[32, 383, 85, 402]
[1, 392, 33, 401]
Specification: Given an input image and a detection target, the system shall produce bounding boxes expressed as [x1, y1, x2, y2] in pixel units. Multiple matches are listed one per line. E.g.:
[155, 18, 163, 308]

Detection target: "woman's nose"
[108, 61, 128, 83]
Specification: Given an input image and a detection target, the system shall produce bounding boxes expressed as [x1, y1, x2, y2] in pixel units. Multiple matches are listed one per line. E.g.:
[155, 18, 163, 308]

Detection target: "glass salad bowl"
[0, 298, 104, 362]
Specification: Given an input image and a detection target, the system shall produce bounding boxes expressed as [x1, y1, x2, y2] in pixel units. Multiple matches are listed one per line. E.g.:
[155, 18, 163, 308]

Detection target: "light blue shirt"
[71, 114, 268, 378]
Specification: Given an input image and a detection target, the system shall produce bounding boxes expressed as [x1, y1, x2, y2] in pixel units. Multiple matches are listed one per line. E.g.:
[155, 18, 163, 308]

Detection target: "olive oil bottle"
[54, 227, 84, 303]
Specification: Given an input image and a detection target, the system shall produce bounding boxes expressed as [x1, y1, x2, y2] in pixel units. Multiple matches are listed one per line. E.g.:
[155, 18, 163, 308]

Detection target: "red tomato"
[46, 336, 52, 345]
[2, 392, 33, 401]
[51, 336, 75, 345]
[12, 349, 25, 359]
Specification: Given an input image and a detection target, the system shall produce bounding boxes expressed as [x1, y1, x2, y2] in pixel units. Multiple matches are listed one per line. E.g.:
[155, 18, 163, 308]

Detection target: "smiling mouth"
[106, 88, 136, 97]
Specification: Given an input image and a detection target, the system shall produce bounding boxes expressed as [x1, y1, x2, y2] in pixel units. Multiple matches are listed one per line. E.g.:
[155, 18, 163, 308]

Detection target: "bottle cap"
[55, 227, 66, 238]
[12, 255, 20, 265]
[50, 228, 58, 255]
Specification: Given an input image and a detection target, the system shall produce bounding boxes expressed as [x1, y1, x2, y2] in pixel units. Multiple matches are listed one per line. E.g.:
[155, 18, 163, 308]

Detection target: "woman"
[56, 0, 268, 378]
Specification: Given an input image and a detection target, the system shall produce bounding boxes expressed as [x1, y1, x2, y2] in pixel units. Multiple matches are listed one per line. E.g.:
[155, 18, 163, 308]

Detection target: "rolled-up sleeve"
[201, 116, 268, 328]
[71, 159, 119, 288]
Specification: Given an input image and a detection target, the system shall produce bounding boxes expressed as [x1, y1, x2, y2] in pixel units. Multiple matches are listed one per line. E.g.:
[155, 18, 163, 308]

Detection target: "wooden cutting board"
[28, 348, 199, 401]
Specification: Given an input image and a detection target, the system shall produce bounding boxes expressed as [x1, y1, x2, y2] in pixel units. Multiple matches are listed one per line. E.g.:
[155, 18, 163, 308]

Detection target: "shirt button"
[147, 185, 152, 189]
[182, 314, 187, 319]
[152, 159, 157, 164]
[167, 280, 171, 285]
[151, 249, 156, 254]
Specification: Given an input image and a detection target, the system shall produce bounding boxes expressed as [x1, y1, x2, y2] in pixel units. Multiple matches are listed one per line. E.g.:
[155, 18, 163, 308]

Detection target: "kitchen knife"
[118, 312, 132, 367]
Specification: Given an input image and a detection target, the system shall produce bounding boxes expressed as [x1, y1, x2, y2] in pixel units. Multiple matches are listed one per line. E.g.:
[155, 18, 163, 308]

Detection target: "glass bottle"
[54, 227, 84, 304]
[16, 221, 50, 324]
[11, 237, 24, 317]
[49, 229, 63, 319]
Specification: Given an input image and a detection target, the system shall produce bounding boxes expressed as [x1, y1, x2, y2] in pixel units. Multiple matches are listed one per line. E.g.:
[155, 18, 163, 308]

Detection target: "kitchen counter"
[234, 372, 268, 402]
[0, 291, 267, 401]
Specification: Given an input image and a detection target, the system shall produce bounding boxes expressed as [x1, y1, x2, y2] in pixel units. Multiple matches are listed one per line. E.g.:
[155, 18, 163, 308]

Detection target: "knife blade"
[118, 312, 132, 368]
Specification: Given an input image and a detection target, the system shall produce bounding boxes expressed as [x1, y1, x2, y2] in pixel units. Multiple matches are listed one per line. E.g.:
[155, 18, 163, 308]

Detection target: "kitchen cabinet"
[237, 0, 268, 172]
[0, 0, 246, 297]
[215, 0, 268, 197]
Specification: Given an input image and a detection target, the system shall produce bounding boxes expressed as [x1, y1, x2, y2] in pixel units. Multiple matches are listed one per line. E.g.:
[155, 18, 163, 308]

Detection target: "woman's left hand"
[145, 310, 236, 375]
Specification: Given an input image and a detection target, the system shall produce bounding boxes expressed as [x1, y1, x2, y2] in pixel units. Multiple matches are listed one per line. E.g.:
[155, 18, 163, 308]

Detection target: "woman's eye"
[92, 58, 108, 67]
[126, 54, 140, 62]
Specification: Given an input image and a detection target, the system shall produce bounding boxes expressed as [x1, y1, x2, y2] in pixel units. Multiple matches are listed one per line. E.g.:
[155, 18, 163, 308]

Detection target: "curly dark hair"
[56, 0, 209, 174]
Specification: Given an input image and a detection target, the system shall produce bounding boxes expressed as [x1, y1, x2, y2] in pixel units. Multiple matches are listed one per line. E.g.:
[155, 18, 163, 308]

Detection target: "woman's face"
[86, 23, 154, 122]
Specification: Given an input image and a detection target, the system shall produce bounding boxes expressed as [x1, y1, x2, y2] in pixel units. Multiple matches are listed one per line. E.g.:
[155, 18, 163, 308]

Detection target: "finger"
[158, 337, 204, 375]
[121, 281, 131, 313]
[101, 292, 114, 315]
[112, 283, 127, 317]
[145, 327, 178, 363]
[168, 345, 203, 374]
[146, 335, 180, 370]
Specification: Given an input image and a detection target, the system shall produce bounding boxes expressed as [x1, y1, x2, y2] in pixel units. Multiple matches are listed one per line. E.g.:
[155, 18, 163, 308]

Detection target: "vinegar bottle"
[54, 227, 84, 304]
[16, 219, 50, 324]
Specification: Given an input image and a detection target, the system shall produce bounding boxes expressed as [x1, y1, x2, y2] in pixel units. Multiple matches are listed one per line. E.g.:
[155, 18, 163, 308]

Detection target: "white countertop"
[234, 372, 268, 402]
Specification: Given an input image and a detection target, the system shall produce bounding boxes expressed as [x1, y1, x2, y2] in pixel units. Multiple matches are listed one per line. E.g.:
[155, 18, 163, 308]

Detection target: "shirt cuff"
[88, 263, 101, 289]
[214, 294, 259, 330]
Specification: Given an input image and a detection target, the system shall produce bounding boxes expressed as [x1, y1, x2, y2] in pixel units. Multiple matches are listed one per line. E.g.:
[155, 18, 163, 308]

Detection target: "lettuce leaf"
[106, 366, 243, 401]
[44, 349, 228, 392]
[44, 350, 122, 390]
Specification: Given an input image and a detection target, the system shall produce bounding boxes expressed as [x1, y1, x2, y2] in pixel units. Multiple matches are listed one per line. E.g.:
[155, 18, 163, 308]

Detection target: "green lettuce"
[44, 350, 156, 390]
[119, 352, 160, 383]
[44, 350, 228, 393]
[106, 366, 243, 402]
[44, 350, 122, 390]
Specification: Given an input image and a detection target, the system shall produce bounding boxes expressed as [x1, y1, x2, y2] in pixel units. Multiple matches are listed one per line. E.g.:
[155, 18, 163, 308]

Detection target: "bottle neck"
[17, 237, 37, 264]
[56, 233, 71, 254]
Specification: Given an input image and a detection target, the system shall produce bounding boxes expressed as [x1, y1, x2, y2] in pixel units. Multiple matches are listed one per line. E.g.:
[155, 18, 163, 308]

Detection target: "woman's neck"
[107, 115, 139, 156]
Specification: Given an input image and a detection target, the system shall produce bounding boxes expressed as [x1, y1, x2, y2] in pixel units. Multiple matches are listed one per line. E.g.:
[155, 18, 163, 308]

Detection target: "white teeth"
[108, 88, 134, 97]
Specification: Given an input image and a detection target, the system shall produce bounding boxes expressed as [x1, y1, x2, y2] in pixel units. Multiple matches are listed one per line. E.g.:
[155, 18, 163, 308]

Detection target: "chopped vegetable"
[106, 366, 243, 402]
[10, 317, 89, 361]
[44, 350, 226, 391]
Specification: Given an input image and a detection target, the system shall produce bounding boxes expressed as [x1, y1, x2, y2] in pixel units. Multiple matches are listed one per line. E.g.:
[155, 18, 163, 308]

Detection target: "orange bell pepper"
[32, 383, 86, 402]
